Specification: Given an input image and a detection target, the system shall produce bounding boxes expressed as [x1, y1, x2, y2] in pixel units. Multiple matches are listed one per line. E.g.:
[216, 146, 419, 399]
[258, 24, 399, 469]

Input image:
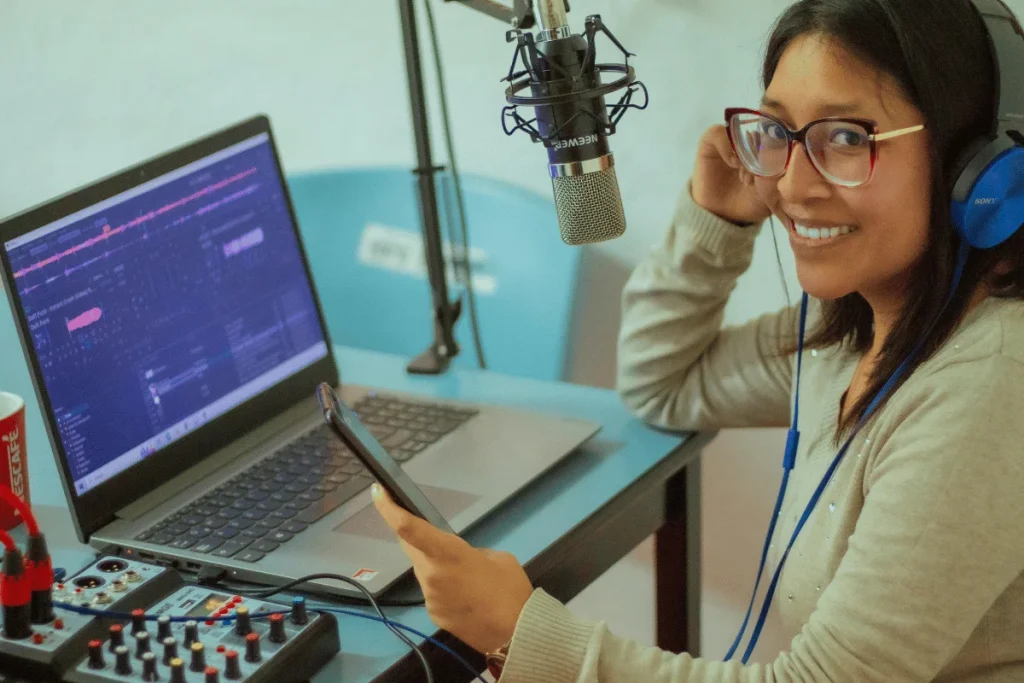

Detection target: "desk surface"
[21, 345, 697, 683]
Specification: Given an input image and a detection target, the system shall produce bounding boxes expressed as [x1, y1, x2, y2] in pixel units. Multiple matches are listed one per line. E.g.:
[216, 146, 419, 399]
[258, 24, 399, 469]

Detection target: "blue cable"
[725, 243, 970, 663]
[724, 292, 807, 662]
[53, 600, 288, 623]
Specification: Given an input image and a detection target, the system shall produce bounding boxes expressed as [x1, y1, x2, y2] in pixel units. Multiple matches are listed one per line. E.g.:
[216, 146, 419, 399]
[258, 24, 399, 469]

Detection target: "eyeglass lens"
[729, 113, 873, 187]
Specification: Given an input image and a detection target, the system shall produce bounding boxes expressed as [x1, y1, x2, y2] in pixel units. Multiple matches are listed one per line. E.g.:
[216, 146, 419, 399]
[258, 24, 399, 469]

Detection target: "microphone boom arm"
[443, 0, 571, 29]
[398, 0, 578, 375]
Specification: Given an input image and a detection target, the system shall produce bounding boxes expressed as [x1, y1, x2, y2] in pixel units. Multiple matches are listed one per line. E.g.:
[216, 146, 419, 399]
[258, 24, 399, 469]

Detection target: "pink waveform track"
[67, 307, 103, 333]
[13, 168, 258, 280]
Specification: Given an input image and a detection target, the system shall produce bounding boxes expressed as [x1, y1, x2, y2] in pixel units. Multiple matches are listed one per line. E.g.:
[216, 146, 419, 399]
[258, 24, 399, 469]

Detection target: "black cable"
[769, 215, 792, 305]
[210, 572, 424, 607]
[290, 574, 433, 683]
[53, 601, 289, 623]
[56, 597, 487, 682]
[209, 572, 432, 681]
[422, 0, 487, 370]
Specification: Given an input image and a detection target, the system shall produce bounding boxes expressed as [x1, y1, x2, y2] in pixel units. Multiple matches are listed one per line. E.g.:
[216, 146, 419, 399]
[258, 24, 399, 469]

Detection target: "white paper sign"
[357, 223, 497, 295]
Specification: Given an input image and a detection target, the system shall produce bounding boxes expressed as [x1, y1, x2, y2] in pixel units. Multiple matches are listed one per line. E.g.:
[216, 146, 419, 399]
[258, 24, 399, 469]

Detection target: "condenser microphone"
[502, 1, 648, 244]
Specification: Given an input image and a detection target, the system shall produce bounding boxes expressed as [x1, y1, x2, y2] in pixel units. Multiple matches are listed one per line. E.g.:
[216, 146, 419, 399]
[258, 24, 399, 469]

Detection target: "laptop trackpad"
[332, 485, 480, 540]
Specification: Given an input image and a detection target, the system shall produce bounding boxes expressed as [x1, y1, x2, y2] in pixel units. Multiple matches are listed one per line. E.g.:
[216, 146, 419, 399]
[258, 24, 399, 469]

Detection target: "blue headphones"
[951, 0, 1024, 249]
[725, 0, 1024, 663]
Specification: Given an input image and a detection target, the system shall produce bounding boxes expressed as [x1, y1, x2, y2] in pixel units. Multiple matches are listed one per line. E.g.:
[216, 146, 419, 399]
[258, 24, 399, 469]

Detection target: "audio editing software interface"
[3, 134, 328, 495]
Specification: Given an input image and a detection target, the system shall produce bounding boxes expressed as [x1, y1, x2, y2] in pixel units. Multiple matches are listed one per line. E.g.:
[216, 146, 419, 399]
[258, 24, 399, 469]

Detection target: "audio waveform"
[13, 168, 258, 280]
[67, 307, 103, 333]
[197, 185, 259, 217]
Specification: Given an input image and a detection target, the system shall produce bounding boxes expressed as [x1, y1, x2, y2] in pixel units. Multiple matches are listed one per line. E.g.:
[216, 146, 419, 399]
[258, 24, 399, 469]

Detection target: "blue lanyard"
[724, 243, 969, 664]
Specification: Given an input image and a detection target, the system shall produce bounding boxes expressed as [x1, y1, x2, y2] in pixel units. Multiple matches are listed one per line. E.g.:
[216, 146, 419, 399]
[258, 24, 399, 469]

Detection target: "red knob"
[244, 631, 261, 663]
[131, 608, 147, 634]
[224, 649, 242, 680]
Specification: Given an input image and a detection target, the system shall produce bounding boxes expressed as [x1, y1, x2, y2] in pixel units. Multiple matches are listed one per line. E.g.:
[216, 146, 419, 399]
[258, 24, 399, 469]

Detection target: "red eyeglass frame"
[723, 107, 925, 188]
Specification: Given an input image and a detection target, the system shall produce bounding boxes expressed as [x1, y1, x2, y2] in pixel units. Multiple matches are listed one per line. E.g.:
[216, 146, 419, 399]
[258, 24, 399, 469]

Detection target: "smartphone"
[316, 383, 455, 534]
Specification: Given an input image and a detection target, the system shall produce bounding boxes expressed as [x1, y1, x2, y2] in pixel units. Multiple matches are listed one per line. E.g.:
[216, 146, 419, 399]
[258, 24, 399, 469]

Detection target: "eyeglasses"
[724, 107, 925, 188]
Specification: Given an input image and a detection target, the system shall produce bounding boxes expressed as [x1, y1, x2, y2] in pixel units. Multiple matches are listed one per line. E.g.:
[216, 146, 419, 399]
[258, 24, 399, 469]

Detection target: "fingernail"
[370, 483, 381, 499]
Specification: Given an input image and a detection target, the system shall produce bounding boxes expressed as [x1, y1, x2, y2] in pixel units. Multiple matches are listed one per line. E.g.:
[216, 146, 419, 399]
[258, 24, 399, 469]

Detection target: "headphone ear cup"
[950, 136, 1024, 248]
[950, 137, 991, 201]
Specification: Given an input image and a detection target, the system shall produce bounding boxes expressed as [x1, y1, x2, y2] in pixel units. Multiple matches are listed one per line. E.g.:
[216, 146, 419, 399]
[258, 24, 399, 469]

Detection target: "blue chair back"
[285, 167, 581, 381]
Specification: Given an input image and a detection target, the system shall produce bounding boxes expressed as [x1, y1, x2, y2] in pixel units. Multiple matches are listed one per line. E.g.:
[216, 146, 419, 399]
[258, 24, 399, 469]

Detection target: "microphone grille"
[551, 166, 627, 245]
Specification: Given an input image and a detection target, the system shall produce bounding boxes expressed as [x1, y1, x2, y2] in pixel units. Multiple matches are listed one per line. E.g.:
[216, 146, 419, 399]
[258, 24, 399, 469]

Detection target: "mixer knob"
[183, 620, 199, 647]
[114, 645, 133, 675]
[87, 639, 106, 669]
[244, 631, 262, 663]
[223, 650, 242, 680]
[233, 605, 251, 636]
[135, 630, 152, 658]
[190, 641, 207, 672]
[108, 623, 126, 652]
[290, 596, 308, 624]
[169, 657, 187, 683]
[141, 652, 160, 681]
[157, 614, 173, 641]
[163, 636, 179, 665]
[268, 612, 287, 643]
[131, 608, 148, 635]
[205, 666, 220, 683]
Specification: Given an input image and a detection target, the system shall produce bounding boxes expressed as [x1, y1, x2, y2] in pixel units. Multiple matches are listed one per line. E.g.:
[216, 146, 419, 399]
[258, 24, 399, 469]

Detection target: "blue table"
[19, 345, 713, 682]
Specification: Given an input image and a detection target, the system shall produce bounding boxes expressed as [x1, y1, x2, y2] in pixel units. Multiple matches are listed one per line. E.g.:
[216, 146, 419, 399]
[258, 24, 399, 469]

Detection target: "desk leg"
[655, 455, 701, 656]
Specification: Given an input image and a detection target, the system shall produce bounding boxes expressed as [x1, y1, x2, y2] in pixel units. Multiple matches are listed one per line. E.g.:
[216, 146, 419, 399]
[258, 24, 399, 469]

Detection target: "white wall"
[0, 0, 798, 332]
[13, 0, 997, 664]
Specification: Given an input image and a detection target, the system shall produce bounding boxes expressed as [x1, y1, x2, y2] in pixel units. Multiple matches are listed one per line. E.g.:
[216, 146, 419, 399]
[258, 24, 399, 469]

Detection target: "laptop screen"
[2, 132, 329, 496]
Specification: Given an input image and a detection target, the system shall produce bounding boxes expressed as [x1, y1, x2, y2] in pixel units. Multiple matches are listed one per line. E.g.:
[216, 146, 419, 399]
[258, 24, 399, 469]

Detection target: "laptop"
[0, 115, 600, 598]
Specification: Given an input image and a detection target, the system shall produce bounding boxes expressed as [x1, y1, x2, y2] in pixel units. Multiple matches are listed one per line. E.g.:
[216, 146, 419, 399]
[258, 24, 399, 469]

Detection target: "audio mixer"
[0, 556, 340, 682]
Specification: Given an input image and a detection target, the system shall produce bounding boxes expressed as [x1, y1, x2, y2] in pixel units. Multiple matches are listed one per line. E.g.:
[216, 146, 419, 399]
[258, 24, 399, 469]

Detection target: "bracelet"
[485, 640, 511, 679]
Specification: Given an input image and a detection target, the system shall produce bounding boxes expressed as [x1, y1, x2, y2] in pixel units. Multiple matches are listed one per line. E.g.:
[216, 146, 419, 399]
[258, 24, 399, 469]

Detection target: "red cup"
[0, 392, 29, 530]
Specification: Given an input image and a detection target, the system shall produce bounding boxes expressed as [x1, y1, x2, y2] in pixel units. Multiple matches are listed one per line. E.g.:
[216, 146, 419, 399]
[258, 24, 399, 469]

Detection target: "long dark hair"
[764, 0, 1024, 438]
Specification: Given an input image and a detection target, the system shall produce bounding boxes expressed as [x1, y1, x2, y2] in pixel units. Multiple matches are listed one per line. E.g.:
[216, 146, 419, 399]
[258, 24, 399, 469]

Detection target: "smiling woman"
[369, 0, 1024, 682]
[749, 31, 936, 315]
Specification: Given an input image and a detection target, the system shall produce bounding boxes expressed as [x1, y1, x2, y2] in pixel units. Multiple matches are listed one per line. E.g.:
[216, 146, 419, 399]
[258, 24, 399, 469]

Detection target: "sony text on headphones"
[950, 0, 1024, 249]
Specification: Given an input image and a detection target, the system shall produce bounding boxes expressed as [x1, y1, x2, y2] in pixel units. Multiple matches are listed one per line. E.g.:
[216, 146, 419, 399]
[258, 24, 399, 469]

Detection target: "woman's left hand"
[371, 483, 535, 653]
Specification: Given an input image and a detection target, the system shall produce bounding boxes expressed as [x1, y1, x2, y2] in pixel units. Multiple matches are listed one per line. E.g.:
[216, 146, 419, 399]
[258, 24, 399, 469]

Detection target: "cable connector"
[2, 546, 31, 639]
[196, 565, 227, 586]
[25, 533, 54, 624]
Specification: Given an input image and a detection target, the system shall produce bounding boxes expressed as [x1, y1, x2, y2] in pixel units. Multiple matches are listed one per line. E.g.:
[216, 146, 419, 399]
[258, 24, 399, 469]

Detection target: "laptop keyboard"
[133, 394, 478, 563]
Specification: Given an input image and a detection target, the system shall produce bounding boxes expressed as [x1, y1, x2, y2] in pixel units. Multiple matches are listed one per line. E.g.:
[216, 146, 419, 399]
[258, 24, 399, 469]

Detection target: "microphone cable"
[205, 571, 425, 607]
[54, 595, 492, 683]
[769, 216, 793, 305]
[422, 0, 487, 371]
[224, 572, 433, 682]
[210, 571, 491, 682]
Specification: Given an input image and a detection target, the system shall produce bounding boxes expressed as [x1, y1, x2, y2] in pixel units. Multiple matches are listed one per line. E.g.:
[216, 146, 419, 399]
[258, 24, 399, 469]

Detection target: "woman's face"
[755, 33, 933, 306]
